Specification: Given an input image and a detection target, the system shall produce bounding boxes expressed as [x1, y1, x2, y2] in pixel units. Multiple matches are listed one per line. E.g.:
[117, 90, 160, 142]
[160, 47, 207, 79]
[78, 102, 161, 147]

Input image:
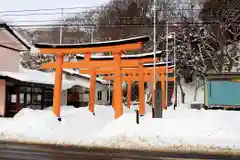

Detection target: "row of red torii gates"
[34, 36, 175, 120]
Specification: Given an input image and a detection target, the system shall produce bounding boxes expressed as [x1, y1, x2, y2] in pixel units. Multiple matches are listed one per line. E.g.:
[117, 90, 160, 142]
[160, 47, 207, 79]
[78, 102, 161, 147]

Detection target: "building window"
[97, 91, 102, 101]
[20, 93, 24, 104]
[19, 87, 51, 109]
[82, 90, 89, 102]
[32, 93, 42, 105]
[11, 94, 16, 103]
[27, 93, 31, 105]
[43, 90, 53, 107]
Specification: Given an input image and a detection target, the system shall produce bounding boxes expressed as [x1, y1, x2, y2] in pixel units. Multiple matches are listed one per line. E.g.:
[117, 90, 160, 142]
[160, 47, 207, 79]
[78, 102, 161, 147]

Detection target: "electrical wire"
[1, 21, 238, 28]
[0, 3, 197, 14]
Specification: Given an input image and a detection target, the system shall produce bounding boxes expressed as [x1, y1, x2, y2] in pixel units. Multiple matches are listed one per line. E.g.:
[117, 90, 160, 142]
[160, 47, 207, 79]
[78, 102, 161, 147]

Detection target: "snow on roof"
[34, 36, 149, 49]
[143, 61, 174, 66]
[0, 67, 78, 90]
[76, 51, 162, 59]
[62, 68, 108, 85]
[30, 37, 150, 55]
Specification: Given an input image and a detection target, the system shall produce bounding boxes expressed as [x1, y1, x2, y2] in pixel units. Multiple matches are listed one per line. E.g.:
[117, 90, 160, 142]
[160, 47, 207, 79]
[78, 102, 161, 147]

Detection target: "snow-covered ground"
[0, 83, 240, 154]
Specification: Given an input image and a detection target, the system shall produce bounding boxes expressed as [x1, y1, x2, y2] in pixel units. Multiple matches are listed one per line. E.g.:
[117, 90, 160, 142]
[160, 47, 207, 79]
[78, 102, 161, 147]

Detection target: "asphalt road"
[0, 141, 239, 160]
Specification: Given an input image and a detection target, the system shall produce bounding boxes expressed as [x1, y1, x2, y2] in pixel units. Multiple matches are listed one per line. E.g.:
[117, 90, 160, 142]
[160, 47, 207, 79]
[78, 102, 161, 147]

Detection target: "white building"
[62, 69, 110, 106]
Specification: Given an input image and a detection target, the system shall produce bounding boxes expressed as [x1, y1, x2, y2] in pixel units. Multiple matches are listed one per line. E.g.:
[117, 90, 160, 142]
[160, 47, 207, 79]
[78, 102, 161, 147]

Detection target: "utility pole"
[152, 0, 157, 117]
[165, 0, 169, 110]
[108, 81, 111, 105]
[173, 32, 177, 110]
[60, 8, 64, 44]
[153, 0, 156, 97]
[91, 26, 94, 43]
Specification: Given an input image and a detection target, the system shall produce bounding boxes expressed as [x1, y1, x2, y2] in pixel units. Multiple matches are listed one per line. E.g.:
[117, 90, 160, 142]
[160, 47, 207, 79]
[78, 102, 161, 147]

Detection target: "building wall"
[0, 29, 25, 72]
[96, 83, 108, 105]
[63, 72, 109, 105]
[61, 90, 68, 106]
[63, 73, 90, 88]
[0, 47, 20, 72]
[0, 80, 6, 116]
[207, 80, 240, 106]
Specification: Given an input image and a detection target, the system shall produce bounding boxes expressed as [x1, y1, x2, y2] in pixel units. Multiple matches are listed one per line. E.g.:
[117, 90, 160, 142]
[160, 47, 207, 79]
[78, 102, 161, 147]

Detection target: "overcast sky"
[0, 0, 110, 25]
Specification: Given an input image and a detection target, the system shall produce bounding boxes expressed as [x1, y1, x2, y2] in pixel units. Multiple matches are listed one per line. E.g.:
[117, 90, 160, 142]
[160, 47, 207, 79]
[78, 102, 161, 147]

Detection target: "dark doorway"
[5, 86, 20, 117]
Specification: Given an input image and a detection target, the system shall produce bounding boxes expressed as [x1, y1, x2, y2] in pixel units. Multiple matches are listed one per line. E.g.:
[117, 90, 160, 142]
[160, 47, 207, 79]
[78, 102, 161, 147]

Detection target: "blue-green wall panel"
[207, 81, 240, 106]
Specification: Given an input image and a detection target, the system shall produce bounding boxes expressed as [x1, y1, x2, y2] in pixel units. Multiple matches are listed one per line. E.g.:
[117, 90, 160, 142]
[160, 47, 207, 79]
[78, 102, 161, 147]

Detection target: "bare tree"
[199, 0, 240, 72]
[21, 52, 55, 70]
[95, 0, 154, 53]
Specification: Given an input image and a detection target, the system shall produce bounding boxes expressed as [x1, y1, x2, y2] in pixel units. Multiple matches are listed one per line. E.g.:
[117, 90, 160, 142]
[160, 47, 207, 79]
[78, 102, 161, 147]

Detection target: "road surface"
[0, 141, 239, 160]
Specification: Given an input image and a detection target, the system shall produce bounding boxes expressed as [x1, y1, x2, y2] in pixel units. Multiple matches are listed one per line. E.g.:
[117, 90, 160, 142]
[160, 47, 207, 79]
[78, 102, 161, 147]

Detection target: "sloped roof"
[62, 68, 108, 85]
[0, 23, 31, 51]
[0, 66, 79, 90]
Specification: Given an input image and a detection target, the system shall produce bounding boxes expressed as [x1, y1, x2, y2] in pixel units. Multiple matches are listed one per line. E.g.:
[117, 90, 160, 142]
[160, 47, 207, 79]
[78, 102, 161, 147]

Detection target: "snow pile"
[89, 108, 240, 152]
[0, 83, 239, 153]
[0, 105, 114, 145]
[172, 79, 204, 108]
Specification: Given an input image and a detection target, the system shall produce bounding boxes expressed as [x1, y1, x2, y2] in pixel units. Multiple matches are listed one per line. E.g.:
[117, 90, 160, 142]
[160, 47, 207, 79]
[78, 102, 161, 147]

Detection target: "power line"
[3, 21, 239, 28]
[0, 6, 99, 14]
[0, 2, 197, 14]
[0, 12, 82, 17]
[1, 16, 172, 24]
[0, 8, 203, 18]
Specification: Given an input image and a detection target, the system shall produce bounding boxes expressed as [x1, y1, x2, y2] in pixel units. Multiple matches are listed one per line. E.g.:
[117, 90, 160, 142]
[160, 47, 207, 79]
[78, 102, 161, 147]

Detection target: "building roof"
[0, 66, 79, 90]
[205, 72, 240, 80]
[62, 68, 108, 85]
[205, 72, 240, 76]
[34, 36, 149, 49]
[0, 23, 31, 51]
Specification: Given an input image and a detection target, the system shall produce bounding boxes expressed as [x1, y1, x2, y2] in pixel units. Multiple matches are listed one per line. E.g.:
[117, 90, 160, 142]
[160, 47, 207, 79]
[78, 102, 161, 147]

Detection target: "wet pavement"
[0, 141, 239, 160]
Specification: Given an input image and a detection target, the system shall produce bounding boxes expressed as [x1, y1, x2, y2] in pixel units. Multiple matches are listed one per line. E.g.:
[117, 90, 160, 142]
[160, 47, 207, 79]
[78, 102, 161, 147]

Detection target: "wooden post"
[89, 69, 96, 115]
[138, 65, 145, 115]
[152, 66, 156, 118]
[160, 73, 166, 110]
[16, 87, 20, 112]
[112, 88, 115, 108]
[136, 110, 139, 124]
[127, 79, 132, 109]
[113, 52, 123, 119]
[53, 54, 64, 120]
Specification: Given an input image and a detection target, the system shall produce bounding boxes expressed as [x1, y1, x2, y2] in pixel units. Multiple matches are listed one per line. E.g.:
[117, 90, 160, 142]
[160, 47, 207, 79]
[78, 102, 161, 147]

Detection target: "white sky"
[0, 0, 110, 25]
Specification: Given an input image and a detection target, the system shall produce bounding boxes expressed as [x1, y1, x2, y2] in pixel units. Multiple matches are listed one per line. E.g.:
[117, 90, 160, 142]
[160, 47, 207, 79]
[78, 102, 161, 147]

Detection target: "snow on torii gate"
[34, 36, 149, 120]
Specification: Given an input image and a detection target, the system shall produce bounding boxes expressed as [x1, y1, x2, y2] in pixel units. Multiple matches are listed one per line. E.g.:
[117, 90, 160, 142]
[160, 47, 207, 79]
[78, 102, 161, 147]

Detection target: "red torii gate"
[76, 52, 163, 115]
[34, 36, 149, 120]
[80, 63, 174, 115]
[42, 55, 158, 116]
[103, 67, 175, 110]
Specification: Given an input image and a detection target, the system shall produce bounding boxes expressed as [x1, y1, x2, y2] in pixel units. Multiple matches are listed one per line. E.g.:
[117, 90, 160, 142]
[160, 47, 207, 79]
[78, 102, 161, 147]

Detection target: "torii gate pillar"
[53, 54, 64, 120]
[113, 53, 123, 119]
